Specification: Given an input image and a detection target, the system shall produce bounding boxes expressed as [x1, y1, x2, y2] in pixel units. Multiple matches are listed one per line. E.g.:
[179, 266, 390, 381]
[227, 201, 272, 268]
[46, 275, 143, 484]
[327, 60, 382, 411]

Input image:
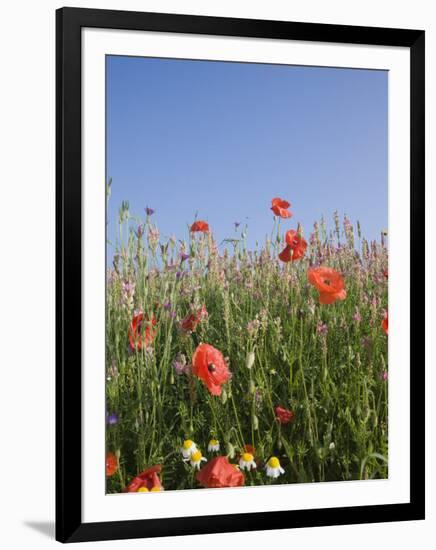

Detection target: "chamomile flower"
[181, 439, 197, 460]
[208, 439, 220, 453]
[265, 456, 285, 478]
[190, 450, 207, 470]
[137, 487, 149, 492]
[239, 452, 256, 471]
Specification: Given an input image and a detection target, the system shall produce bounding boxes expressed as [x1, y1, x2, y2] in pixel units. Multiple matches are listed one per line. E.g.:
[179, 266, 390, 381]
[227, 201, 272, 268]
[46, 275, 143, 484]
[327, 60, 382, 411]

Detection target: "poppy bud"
[252, 414, 259, 430]
[221, 388, 227, 404]
[226, 442, 235, 459]
[249, 379, 256, 394]
[246, 351, 255, 370]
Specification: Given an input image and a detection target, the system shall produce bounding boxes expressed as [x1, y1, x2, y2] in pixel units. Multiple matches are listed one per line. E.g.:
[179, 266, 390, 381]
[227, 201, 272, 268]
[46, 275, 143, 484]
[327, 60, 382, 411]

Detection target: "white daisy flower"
[265, 456, 285, 478]
[181, 439, 197, 459]
[190, 450, 207, 470]
[239, 452, 257, 472]
[208, 439, 220, 453]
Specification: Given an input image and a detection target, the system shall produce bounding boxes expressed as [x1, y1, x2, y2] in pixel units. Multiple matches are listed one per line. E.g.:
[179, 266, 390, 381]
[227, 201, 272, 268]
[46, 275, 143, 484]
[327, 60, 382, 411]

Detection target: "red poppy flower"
[192, 343, 231, 396]
[124, 465, 163, 492]
[275, 405, 295, 424]
[180, 313, 198, 332]
[190, 220, 210, 233]
[383, 269, 388, 279]
[279, 230, 308, 262]
[271, 197, 292, 219]
[307, 266, 347, 305]
[106, 452, 118, 477]
[381, 311, 388, 335]
[196, 456, 245, 488]
[180, 305, 208, 333]
[128, 313, 157, 350]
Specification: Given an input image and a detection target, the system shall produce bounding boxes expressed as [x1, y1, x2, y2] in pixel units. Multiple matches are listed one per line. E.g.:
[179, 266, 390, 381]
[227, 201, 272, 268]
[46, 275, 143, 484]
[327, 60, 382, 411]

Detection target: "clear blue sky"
[106, 56, 387, 255]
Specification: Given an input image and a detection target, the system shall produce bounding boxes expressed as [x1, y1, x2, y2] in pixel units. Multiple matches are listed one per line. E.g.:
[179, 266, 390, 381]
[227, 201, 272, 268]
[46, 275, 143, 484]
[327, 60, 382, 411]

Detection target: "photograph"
[104, 55, 389, 494]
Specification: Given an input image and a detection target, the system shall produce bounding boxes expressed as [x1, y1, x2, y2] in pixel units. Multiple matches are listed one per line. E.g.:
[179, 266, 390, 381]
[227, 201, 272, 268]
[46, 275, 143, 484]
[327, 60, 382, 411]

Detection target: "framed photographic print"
[56, 7, 425, 543]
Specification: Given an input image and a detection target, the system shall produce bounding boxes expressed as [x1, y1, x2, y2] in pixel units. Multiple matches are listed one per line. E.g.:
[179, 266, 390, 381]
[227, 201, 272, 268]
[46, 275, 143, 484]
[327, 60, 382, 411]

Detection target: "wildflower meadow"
[105, 192, 388, 493]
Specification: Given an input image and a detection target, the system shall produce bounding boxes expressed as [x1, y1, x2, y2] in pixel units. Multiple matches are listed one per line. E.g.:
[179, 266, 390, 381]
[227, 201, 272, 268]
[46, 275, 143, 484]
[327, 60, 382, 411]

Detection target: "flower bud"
[221, 388, 228, 404]
[226, 442, 235, 459]
[246, 351, 255, 370]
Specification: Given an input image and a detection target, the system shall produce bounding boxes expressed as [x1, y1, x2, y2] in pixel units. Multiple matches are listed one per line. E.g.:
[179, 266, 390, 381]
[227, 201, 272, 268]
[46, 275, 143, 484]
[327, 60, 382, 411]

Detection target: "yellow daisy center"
[137, 487, 149, 492]
[209, 439, 218, 446]
[242, 453, 253, 462]
[191, 450, 202, 462]
[183, 439, 194, 449]
[268, 456, 280, 468]
[150, 486, 161, 492]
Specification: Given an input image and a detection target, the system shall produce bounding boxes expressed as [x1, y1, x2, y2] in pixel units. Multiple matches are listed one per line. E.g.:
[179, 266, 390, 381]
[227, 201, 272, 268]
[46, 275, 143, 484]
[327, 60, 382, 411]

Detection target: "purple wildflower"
[121, 280, 135, 309]
[316, 321, 328, 336]
[247, 319, 261, 335]
[180, 253, 190, 262]
[148, 226, 159, 241]
[106, 413, 119, 425]
[172, 353, 191, 376]
[145, 206, 155, 216]
[173, 360, 185, 375]
[352, 310, 362, 323]
[380, 370, 388, 381]
[122, 281, 134, 293]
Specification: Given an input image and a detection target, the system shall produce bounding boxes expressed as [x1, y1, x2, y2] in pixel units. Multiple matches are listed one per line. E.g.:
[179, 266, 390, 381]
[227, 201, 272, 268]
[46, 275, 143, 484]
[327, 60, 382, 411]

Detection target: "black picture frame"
[56, 7, 425, 543]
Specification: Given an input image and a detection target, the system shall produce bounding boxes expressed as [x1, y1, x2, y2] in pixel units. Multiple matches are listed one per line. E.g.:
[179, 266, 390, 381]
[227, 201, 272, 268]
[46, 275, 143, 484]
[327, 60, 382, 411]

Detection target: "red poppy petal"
[196, 457, 245, 488]
[279, 246, 292, 262]
[318, 292, 338, 305]
[279, 208, 292, 218]
[106, 453, 118, 476]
